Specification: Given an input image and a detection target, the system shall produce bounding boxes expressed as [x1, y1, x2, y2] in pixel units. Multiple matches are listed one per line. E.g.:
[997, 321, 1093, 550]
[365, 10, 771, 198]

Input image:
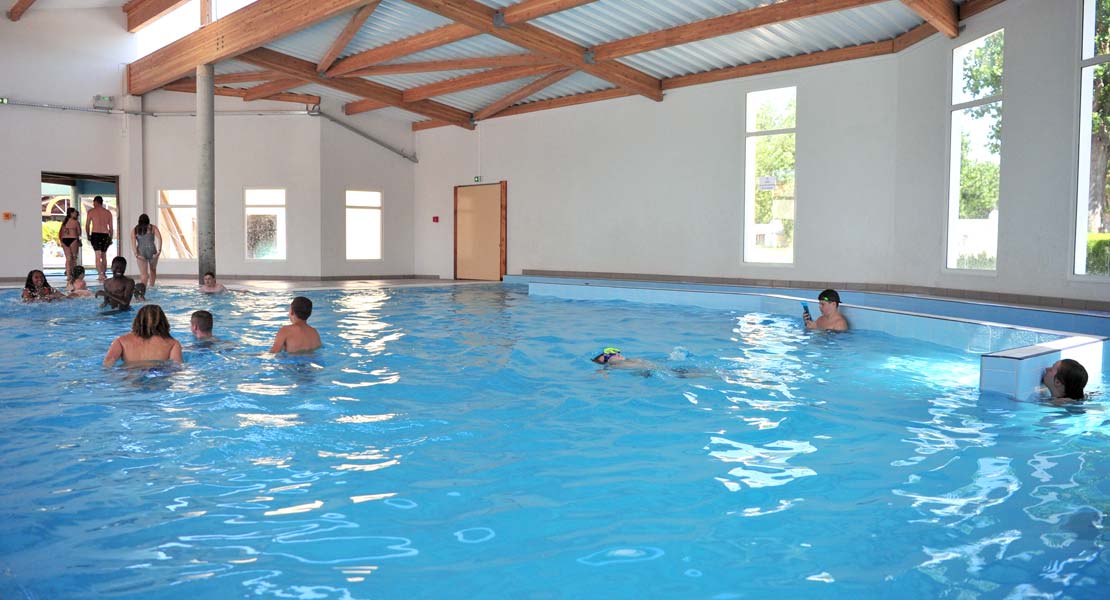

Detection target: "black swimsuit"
[61, 237, 78, 247]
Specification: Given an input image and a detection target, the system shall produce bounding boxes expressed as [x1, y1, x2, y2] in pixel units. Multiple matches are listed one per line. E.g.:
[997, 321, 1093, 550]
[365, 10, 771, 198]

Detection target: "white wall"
[413, 0, 1110, 303]
[319, 102, 416, 278]
[0, 7, 137, 279]
[414, 57, 901, 284]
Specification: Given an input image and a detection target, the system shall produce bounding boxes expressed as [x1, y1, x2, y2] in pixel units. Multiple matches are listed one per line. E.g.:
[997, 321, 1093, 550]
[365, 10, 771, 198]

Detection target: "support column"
[196, 64, 216, 282]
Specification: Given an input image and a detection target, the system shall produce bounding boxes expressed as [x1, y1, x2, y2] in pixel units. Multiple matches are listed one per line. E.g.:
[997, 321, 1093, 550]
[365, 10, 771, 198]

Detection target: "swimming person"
[198, 272, 228, 294]
[95, 256, 135, 310]
[58, 207, 82, 282]
[103, 304, 183, 367]
[191, 310, 215, 341]
[592, 347, 711, 378]
[268, 296, 322, 354]
[22, 269, 62, 302]
[1043, 359, 1088, 402]
[131, 214, 162, 290]
[803, 289, 849, 331]
[85, 195, 113, 282]
[66, 265, 94, 298]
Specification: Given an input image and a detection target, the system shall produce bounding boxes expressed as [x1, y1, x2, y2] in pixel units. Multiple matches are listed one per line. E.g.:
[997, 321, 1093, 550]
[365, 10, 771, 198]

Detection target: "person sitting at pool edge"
[103, 304, 183, 367]
[23, 269, 62, 302]
[804, 288, 848, 332]
[268, 296, 321, 354]
[95, 256, 136, 310]
[67, 265, 94, 298]
[1042, 359, 1088, 402]
[199, 272, 228, 294]
[191, 310, 215, 341]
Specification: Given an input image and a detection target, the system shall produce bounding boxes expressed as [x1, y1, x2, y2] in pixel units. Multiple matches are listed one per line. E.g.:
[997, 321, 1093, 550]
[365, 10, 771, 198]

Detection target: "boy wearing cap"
[804, 289, 848, 331]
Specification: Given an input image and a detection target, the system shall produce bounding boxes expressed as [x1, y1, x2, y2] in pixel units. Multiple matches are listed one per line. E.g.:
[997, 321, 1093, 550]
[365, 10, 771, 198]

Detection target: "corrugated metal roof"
[213, 0, 954, 124]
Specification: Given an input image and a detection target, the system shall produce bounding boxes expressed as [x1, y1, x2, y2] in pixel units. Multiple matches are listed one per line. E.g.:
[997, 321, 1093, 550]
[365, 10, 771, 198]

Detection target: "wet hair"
[818, 289, 841, 304]
[131, 304, 172, 340]
[191, 310, 213, 334]
[135, 213, 150, 236]
[1055, 359, 1088, 400]
[71, 265, 85, 280]
[24, 269, 51, 292]
[93, 195, 104, 205]
[291, 296, 313, 320]
[204, 271, 215, 279]
[111, 256, 127, 273]
[61, 207, 78, 230]
[134, 282, 147, 300]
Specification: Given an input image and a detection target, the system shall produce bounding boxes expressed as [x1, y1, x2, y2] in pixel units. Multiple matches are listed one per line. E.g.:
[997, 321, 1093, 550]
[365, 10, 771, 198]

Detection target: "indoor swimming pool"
[0, 284, 1107, 599]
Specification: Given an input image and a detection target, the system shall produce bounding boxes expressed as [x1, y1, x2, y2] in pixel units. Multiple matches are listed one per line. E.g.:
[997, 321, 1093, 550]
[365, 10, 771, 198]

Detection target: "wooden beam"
[213, 70, 285, 84]
[402, 64, 564, 102]
[123, 0, 191, 32]
[317, 1, 381, 74]
[239, 47, 475, 129]
[326, 23, 479, 77]
[412, 119, 451, 131]
[341, 55, 556, 77]
[592, 0, 886, 62]
[343, 99, 389, 115]
[7, 0, 36, 21]
[900, 0, 958, 38]
[663, 40, 894, 90]
[163, 79, 321, 104]
[474, 68, 574, 120]
[242, 77, 308, 101]
[200, 0, 212, 25]
[413, 87, 633, 130]
[404, 0, 662, 101]
[127, 0, 372, 95]
[892, 22, 937, 53]
[959, 0, 1005, 20]
[500, 0, 597, 24]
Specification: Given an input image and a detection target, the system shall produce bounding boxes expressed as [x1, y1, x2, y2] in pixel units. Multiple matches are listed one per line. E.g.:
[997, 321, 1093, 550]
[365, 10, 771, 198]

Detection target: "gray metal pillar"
[196, 64, 216, 282]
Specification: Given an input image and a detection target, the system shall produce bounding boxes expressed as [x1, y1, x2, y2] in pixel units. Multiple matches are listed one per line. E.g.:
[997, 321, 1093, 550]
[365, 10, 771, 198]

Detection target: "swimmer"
[592, 347, 712, 378]
[191, 310, 215, 341]
[95, 256, 136, 310]
[1042, 359, 1088, 403]
[22, 269, 62, 302]
[804, 289, 848, 332]
[103, 304, 183, 366]
[66, 265, 95, 298]
[199, 272, 228, 294]
[268, 296, 322, 354]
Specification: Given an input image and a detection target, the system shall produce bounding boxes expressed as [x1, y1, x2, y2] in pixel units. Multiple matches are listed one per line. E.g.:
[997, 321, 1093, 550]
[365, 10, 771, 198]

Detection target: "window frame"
[345, 190, 384, 262]
[156, 189, 198, 261]
[943, 28, 1006, 275]
[243, 188, 287, 261]
[1073, 0, 1110, 279]
[742, 85, 798, 265]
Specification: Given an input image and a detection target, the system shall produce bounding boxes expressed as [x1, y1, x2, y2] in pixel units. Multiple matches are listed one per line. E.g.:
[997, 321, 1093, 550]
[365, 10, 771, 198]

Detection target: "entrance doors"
[454, 182, 506, 281]
[40, 172, 120, 273]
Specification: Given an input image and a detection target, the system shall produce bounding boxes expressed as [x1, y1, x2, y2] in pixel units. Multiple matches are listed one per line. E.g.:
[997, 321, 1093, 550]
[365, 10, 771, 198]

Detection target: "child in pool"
[66, 266, 95, 298]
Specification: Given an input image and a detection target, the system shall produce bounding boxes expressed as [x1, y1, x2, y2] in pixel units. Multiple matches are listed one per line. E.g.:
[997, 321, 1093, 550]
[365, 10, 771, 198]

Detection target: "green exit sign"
[473, 176, 482, 183]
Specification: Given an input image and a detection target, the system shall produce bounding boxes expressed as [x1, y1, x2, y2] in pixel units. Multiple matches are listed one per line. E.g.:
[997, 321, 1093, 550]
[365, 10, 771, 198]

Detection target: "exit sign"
[473, 176, 482, 183]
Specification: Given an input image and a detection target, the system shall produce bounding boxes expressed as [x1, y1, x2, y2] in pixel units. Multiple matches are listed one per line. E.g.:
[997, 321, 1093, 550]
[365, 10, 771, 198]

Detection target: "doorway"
[454, 182, 506, 281]
[40, 172, 120, 276]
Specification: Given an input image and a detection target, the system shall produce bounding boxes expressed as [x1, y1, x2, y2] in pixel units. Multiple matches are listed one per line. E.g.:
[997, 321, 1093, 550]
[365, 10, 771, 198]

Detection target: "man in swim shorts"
[85, 196, 114, 282]
[95, 256, 135, 310]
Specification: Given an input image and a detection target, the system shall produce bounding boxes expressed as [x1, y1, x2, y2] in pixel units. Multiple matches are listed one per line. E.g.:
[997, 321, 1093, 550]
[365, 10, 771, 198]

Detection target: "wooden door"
[454, 182, 506, 281]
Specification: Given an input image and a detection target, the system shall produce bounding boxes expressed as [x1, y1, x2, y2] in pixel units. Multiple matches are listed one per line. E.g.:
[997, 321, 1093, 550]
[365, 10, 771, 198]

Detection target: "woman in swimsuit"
[131, 214, 162, 290]
[23, 269, 61, 302]
[58, 208, 82, 282]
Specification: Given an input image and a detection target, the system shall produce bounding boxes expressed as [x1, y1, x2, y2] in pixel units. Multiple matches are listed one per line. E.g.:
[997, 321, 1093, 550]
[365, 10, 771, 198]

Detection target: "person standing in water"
[103, 304, 183, 366]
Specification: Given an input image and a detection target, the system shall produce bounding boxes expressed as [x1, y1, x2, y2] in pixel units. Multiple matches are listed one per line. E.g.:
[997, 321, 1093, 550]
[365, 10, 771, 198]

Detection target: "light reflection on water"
[0, 285, 1107, 599]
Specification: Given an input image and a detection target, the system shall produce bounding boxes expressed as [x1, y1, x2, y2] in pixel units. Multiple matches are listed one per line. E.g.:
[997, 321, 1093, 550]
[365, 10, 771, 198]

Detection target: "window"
[744, 87, 796, 264]
[346, 191, 383, 260]
[135, 0, 200, 58]
[1077, 0, 1110, 276]
[245, 189, 286, 260]
[158, 190, 197, 259]
[947, 30, 1004, 271]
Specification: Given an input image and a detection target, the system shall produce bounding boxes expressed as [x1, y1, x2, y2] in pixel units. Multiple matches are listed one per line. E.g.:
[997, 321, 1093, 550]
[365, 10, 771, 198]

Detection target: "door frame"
[453, 181, 507, 281]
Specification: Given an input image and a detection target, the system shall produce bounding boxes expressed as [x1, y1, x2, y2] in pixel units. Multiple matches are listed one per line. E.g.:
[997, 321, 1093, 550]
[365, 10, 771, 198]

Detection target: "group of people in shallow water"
[590, 288, 1090, 403]
[23, 259, 322, 366]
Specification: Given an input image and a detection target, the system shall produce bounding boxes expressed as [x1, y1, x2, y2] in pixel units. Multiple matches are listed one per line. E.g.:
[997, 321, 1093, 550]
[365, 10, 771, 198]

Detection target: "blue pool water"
[0, 284, 1107, 599]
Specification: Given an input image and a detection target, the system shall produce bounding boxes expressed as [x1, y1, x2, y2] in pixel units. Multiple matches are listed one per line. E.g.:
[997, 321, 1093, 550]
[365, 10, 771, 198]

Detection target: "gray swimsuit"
[136, 229, 157, 260]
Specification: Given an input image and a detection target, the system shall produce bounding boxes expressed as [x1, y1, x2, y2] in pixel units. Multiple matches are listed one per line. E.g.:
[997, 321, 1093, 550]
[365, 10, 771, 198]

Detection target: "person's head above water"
[1043, 359, 1088, 400]
[71, 265, 86, 281]
[592, 347, 624, 364]
[25, 269, 48, 290]
[111, 256, 127, 276]
[818, 289, 841, 305]
[291, 296, 313, 321]
[191, 310, 213, 336]
[132, 304, 172, 340]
